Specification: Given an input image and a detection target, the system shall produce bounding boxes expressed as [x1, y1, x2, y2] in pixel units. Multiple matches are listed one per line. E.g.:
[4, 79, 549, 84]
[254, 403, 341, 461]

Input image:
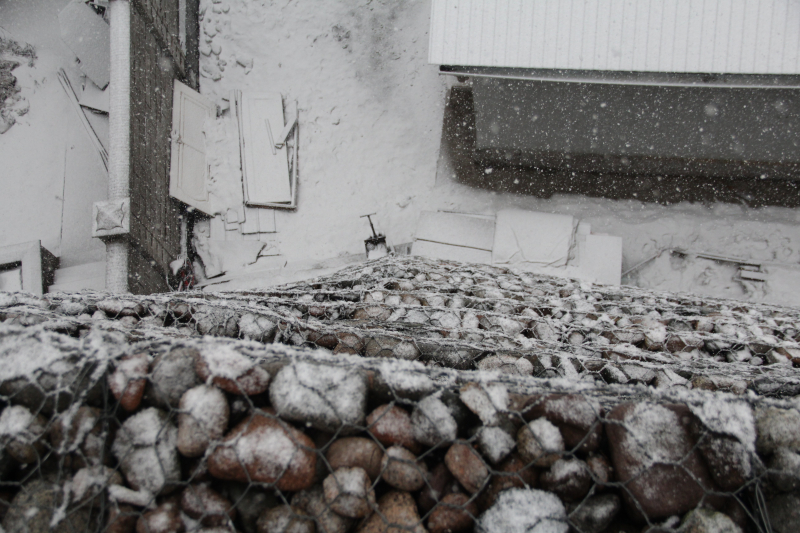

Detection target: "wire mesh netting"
[1, 255, 799, 533]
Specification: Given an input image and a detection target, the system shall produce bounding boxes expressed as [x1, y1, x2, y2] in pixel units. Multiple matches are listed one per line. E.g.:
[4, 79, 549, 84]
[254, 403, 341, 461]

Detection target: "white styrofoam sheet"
[429, 0, 800, 75]
[59, 1, 110, 88]
[413, 239, 493, 264]
[492, 209, 574, 267]
[580, 234, 623, 286]
[415, 211, 495, 250]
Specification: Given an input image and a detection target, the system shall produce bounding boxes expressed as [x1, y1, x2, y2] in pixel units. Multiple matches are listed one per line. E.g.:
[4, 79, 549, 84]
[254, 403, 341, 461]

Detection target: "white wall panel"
[429, 0, 800, 74]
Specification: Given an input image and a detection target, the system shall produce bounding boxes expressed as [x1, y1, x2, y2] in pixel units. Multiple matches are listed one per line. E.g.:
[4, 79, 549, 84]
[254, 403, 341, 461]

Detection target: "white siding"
[429, 0, 800, 74]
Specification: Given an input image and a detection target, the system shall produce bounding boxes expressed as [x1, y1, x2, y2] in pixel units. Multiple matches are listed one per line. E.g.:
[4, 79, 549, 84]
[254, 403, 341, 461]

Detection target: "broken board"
[169, 80, 215, 216]
[492, 209, 574, 267]
[412, 240, 493, 264]
[415, 211, 495, 251]
[59, 1, 110, 89]
[235, 91, 298, 208]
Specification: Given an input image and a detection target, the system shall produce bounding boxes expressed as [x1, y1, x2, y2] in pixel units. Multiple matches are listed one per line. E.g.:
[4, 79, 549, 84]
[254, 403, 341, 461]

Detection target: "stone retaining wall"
[1, 256, 799, 533]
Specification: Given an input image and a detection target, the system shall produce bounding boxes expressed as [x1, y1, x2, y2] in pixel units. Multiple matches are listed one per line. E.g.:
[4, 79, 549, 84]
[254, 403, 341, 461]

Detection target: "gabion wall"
[1, 256, 800, 533]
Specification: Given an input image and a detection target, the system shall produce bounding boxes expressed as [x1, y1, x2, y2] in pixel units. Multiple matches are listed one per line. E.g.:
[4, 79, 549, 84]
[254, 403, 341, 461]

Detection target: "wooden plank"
[415, 211, 495, 251]
[238, 92, 292, 205]
[169, 80, 215, 216]
[412, 240, 492, 264]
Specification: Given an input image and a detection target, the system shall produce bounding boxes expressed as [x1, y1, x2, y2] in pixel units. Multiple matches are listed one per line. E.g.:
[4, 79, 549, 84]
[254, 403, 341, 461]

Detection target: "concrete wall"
[472, 77, 800, 179]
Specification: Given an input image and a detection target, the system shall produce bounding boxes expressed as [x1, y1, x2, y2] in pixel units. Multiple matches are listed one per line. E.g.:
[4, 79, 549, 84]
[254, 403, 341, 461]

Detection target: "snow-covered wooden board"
[580, 234, 622, 286]
[492, 209, 574, 267]
[169, 80, 215, 216]
[429, 0, 800, 75]
[241, 207, 277, 234]
[236, 92, 293, 207]
[415, 211, 495, 251]
[412, 239, 492, 264]
[59, 1, 110, 88]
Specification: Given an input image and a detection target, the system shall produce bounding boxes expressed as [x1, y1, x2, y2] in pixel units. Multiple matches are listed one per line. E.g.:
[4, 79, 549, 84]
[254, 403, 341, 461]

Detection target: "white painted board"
[241, 207, 277, 234]
[413, 239, 493, 264]
[59, 1, 110, 88]
[429, 0, 800, 75]
[580, 234, 622, 286]
[492, 209, 573, 267]
[416, 211, 495, 250]
[169, 80, 215, 216]
[237, 92, 293, 206]
[80, 79, 109, 113]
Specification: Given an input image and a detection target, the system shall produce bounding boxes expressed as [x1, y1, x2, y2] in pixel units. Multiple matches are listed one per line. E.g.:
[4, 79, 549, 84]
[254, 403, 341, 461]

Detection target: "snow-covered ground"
[198, 0, 800, 307]
[1, 0, 799, 308]
[0, 0, 107, 269]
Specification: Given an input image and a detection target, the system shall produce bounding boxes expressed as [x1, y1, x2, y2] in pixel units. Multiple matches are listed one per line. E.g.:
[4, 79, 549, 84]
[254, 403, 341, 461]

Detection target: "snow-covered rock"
[269, 360, 367, 432]
[477, 488, 568, 533]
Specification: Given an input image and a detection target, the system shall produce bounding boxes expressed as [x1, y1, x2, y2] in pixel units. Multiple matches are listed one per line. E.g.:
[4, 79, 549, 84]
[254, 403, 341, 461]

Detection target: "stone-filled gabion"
[0, 255, 799, 533]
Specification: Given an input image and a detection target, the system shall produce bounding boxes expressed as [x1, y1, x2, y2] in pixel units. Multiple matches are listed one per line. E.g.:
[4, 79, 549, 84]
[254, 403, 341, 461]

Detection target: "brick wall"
[128, 244, 171, 294]
[127, 0, 199, 293]
[132, 0, 184, 76]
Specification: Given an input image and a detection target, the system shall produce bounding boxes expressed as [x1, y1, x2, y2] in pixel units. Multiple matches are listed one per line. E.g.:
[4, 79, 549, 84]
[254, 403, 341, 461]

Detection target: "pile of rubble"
[0, 256, 799, 533]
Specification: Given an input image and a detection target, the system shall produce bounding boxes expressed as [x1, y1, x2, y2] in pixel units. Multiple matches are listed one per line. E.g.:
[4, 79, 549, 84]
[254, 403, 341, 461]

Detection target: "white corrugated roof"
[429, 0, 800, 75]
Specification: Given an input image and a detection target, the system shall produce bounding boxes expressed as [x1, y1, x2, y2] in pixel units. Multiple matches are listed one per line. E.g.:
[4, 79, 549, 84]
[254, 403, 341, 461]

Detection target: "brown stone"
[522, 394, 603, 453]
[146, 347, 200, 408]
[606, 402, 720, 522]
[257, 505, 315, 533]
[333, 332, 365, 355]
[323, 467, 376, 519]
[1, 405, 48, 464]
[293, 486, 354, 533]
[444, 442, 490, 494]
[50, 405, 104, 467]
[181, 484, 236, 527]
[367, 404, 421, 453]
[568, 494, 621, 533]
[108, 353, 149, 412]
[381, 446, 428, 492]
[357, 491, 425, 533]
[136, 500, 184, 533]
[586, 454, 613, 487]
[208, 412, 316, 492]
[517, 418, 564, 467]
[177, 385, 230, 458]
[107, 505, 138, 533]
[539, 458, 592, 502]
[418, 463, 459, 515]
[326, 437, 384, 481]
[427, 492, 476, 533]
[478, 454, 538, 511]
[194, 350, 270, 396]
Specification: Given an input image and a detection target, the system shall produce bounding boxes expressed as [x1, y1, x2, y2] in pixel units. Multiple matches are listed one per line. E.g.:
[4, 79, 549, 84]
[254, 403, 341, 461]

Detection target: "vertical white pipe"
[107, 0, 131, 293]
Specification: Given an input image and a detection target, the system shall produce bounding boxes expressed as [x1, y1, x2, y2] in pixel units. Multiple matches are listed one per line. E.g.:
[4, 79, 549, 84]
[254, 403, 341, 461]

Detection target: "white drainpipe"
[106, 0, 131, 293]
